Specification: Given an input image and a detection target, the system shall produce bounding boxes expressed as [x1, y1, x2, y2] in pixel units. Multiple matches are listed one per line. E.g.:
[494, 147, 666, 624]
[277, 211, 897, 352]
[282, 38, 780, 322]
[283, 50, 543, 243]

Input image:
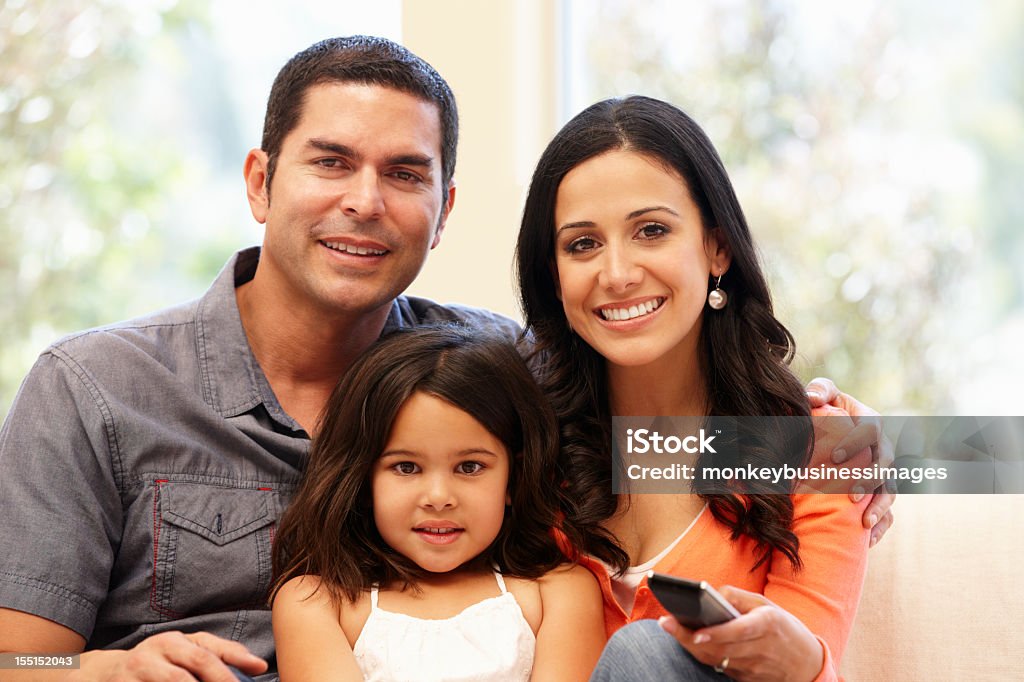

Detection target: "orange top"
[579, 408, 871, 682]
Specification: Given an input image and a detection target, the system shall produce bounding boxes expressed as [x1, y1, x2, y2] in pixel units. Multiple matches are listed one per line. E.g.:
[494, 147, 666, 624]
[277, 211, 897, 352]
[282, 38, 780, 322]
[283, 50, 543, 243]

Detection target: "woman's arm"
[272, 576, 364, 682]
[531, 564, 607, 682]
[658, 488, 870, 681]
[656, 588, 829, 681]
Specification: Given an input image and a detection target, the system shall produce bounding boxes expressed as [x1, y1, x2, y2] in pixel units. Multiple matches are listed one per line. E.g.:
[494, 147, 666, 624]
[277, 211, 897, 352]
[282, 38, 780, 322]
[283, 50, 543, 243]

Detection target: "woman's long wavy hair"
[515, 96, 812, 573]
[271, 326, 574, 605]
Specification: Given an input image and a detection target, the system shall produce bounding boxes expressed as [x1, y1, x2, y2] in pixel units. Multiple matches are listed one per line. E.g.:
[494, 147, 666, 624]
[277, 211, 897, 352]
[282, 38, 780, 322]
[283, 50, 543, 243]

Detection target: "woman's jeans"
[590, 619, 725, 681]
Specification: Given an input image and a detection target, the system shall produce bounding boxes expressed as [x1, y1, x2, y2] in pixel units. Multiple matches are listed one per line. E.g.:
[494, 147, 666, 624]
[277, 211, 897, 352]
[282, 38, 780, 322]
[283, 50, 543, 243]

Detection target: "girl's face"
[372, 391, 511, 574]
[553, 149, 730, 370]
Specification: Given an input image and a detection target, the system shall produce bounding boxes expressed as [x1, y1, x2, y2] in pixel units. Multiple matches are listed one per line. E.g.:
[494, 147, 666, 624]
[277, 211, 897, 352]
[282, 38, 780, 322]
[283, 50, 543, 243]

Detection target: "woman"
[517, 96, 869, 681]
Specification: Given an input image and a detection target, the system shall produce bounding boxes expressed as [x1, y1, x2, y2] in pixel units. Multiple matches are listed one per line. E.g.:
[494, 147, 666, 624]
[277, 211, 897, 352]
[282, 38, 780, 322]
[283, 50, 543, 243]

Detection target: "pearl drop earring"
[707, 274, 728, 310]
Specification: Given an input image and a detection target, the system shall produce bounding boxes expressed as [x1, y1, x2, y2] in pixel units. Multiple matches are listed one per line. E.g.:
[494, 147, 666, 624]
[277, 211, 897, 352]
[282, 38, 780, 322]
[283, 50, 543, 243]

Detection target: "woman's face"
[553, 150, 730, 370]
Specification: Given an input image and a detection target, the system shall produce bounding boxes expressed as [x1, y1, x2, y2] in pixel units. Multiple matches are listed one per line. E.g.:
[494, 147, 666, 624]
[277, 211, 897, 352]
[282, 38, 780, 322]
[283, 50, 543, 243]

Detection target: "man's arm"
[0, 352, 266, 682]
[0, 608, 266, 682]
[805, 377, 895, 546]
[0, 349, 124, 636]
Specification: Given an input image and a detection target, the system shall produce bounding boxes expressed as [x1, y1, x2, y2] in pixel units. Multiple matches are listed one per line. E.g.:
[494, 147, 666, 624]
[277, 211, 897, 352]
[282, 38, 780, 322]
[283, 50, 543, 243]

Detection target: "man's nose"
[340, 168, 385, 219]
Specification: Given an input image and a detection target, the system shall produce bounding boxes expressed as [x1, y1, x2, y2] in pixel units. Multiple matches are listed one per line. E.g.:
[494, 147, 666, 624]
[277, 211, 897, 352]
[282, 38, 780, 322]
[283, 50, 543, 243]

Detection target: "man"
[0, 36, 891, 681]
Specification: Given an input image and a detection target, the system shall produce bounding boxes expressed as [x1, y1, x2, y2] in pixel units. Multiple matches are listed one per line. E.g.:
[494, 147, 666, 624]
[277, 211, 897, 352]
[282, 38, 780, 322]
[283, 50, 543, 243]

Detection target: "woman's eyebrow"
[557, 205, 680, 233]
[626, 205, 680, 220]
[557, 220, 595, 233]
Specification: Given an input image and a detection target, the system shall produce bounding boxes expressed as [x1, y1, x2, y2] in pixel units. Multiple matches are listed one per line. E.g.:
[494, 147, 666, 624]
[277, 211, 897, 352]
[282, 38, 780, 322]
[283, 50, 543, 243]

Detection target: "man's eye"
[393, 462, 419, 475]
[457, 461, 484, 475]
[391, 170, 421, 183]
[317, 158, 343, 168]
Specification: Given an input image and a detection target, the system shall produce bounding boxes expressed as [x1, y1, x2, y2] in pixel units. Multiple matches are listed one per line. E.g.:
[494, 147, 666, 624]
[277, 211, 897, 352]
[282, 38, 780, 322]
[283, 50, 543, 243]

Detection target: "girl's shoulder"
[535, 563, 602, 602]
[502, 574, 543, 632]
[273, 574, 371, 647]
[504, 564, 602, 633]
[273, 574, 333, 609]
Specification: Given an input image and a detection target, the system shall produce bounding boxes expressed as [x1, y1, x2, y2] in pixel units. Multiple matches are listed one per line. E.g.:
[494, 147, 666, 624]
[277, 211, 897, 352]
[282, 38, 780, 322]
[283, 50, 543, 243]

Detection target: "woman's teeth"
[599, 298, 663, 321]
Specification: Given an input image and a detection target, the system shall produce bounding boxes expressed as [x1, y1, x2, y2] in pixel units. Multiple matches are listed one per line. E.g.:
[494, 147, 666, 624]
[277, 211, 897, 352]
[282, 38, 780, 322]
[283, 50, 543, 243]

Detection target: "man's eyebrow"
[307, 138, 359, 158]
[305, 139, 434, 170]
[386, 153, 434, 169]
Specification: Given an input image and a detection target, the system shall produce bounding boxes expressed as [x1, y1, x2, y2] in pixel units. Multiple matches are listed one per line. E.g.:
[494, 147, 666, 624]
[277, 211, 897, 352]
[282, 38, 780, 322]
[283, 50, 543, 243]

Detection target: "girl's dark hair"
[515, 96, 812, 573]
[271, 325, 572, 605]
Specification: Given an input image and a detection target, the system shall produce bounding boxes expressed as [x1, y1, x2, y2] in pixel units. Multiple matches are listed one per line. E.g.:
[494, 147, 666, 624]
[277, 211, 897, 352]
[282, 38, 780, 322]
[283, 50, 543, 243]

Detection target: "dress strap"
[494, 570, 508, 594]
[370, 585, 379, 608]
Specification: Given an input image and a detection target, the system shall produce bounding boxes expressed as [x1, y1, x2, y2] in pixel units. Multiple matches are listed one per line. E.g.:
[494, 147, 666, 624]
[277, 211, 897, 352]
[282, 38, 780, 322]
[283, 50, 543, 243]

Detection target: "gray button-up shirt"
[0, 247, 519, 678]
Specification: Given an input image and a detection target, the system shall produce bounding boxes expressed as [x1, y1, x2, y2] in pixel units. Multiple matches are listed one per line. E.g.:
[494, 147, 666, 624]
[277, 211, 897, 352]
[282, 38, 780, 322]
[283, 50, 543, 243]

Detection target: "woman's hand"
[657, 586, 824, 681]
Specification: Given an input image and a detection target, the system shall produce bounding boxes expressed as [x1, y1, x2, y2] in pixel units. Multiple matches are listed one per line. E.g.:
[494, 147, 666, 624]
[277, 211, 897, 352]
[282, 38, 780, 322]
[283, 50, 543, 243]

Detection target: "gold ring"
[714, 656, 729, 673]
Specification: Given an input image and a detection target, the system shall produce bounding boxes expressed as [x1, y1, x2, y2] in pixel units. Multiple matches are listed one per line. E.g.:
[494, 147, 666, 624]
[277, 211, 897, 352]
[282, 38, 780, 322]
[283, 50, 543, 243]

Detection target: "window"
[564, 0, 1024, 413]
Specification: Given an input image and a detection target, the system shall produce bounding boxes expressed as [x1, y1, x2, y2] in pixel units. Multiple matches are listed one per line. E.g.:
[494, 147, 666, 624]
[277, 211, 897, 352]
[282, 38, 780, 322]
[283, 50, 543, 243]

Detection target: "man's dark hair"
[260, 35, 458, 193]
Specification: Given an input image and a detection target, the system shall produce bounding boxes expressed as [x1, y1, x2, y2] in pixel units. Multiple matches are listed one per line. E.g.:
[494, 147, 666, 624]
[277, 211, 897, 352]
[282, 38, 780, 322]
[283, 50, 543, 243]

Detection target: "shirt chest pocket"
[151, 482, 278, 619]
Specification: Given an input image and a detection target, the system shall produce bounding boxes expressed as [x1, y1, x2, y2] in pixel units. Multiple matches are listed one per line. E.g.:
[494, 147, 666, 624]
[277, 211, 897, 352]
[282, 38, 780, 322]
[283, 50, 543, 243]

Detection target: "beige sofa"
[840, 495, 1024, 680]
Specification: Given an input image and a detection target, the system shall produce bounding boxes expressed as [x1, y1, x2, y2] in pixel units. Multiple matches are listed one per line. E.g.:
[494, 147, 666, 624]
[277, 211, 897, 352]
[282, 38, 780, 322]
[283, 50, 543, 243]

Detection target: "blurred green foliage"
[3, 1, 1021, 419]
[576, 0, 1024, 412]
[0, 0, 237, 417]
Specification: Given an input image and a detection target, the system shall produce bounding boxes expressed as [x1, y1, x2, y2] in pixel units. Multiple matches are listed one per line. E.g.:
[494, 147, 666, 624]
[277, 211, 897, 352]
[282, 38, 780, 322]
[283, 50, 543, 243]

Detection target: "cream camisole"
[352, 571, 535, 682]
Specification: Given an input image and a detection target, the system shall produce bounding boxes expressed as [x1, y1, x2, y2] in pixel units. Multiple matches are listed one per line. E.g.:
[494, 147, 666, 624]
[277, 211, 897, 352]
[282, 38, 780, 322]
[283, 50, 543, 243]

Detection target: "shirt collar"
[193, 246, 412, 428]
[194, 247, 274, 421]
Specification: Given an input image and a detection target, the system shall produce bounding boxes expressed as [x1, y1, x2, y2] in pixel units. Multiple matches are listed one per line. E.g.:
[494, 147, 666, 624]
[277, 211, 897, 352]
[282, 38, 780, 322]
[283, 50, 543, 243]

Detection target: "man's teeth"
[420, 528, 459, 534]
[323, 240, 386, 256]
[600, 298, 663, 321]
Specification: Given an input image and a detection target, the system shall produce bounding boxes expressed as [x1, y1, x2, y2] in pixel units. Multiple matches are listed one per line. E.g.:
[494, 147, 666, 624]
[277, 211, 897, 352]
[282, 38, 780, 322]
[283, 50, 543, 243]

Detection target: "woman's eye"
[393, 462, 419, 475]
[637, 223, 668, 239]
[456, 461, 484, 475]
[566, 236, 598, 254]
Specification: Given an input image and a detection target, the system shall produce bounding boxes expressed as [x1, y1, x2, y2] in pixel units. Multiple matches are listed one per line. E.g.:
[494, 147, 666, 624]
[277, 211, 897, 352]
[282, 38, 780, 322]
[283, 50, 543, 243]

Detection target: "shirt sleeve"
[0, 346, 124, 638]
[762, 407, 871, 681]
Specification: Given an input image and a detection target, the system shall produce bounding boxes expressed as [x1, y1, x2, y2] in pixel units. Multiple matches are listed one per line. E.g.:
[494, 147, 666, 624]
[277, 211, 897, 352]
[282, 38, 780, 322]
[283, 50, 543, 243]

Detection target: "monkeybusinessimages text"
[624, 428, 949, 486]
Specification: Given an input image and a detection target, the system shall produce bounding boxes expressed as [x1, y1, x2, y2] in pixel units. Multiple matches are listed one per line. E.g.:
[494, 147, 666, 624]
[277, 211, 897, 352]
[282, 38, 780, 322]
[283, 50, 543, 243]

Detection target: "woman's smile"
[594, 296, 667, 324]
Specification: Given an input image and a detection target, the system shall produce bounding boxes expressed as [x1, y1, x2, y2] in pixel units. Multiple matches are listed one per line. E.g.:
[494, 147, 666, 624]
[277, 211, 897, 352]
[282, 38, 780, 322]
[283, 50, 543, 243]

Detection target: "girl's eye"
[456, 461, 484, 475]
[637, 223, 668, 240]
[393, 462, 419, 475]
[565, 236, 598, 254]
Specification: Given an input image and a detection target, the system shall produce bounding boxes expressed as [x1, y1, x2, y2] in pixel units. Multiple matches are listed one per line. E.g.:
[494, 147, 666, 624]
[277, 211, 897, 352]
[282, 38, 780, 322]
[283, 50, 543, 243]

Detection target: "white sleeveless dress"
[352, 571, 536, 682]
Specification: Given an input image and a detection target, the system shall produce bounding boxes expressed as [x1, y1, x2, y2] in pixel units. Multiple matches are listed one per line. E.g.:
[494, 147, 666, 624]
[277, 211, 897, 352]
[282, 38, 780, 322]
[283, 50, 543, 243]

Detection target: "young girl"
[270, 326, 605, 682]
